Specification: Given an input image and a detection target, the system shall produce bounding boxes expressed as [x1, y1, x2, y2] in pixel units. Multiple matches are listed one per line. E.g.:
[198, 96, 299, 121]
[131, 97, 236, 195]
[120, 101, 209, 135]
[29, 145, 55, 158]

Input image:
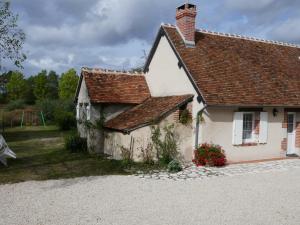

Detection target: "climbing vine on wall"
[150, 124, 179, 164]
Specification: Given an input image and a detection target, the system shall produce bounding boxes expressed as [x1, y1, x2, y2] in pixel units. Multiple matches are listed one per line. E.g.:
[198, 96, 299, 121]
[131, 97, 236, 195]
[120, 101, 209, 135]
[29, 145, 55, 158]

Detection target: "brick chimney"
[176, 3, 197, 47]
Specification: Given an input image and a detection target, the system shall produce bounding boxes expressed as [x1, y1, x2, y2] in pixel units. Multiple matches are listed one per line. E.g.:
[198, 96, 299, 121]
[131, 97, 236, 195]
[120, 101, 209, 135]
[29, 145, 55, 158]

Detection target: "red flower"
[193, 143, 227, 167]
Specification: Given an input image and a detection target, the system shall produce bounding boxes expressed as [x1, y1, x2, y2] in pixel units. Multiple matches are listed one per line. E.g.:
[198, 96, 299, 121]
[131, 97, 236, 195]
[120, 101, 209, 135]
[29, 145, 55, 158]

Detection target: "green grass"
[0, 126, 129, 184]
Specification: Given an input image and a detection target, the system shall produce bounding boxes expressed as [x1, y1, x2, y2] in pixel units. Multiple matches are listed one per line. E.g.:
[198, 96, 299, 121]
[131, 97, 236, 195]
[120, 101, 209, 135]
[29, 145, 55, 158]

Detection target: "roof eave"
[90, 101, 145, 105]
[74, 70, 84, 103]
[104, 95, 194, 134]
[206, 104, 300, 108]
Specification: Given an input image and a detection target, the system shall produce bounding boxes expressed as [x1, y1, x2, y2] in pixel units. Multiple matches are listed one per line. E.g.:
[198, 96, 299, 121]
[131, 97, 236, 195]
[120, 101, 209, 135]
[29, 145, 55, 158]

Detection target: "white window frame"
[242, 112, 255, 143]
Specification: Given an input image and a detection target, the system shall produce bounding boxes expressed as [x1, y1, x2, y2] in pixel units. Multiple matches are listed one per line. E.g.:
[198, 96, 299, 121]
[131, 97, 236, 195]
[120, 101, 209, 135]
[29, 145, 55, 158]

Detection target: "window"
[233, 111, 268, 145]
[242, 113, 254, 142]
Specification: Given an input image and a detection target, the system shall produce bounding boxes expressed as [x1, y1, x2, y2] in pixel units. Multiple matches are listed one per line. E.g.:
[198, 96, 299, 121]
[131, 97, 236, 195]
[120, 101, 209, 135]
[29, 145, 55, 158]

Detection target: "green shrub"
[58, 99, 76, 113]
[37, 99, 75, 123]
[151, 124, 179, 165]
[168, 160, 182, 173]
[65, 133, 87, 153]
[55, 111, 76, 130]
[6, 99, 26, 111]
[120, 146, 133, 166]
[139, 143, 154, 165]
[36, 99, 59, 122]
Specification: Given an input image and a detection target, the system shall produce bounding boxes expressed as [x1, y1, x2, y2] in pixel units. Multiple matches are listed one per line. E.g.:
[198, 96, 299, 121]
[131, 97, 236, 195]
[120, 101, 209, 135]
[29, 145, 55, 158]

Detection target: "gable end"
[144, 25, 206, 104]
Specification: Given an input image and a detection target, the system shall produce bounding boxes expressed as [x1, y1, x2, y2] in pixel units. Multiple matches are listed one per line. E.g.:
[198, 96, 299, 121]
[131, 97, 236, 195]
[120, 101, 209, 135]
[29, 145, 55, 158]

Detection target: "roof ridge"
[161, 23, 300, 49]
[81, 67, 144, 76]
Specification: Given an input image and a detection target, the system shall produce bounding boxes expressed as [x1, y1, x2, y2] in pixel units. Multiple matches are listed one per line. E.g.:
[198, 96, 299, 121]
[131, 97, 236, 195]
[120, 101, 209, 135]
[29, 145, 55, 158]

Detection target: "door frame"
[287, 112, 296, 155]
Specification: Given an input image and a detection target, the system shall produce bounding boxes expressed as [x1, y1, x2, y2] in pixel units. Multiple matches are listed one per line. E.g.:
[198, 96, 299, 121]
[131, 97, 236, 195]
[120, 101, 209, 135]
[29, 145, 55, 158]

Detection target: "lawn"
[0, 126, 129, 184]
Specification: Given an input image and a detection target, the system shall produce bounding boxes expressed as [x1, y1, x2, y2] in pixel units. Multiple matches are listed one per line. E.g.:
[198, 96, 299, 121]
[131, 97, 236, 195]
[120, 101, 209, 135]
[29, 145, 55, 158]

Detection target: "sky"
[3, 0, 300, 76]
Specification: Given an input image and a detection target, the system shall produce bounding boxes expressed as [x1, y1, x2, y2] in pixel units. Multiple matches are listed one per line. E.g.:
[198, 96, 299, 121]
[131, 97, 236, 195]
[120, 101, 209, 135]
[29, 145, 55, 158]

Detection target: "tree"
[59, 69, 79, 100]
[0, 2, 26, 70]
[6, 71, 26, 100]
[33, 70, 47, 100]
[24, 76, 36, 104]
[46, 70, 59, 99]
[0, 71, 12, 103]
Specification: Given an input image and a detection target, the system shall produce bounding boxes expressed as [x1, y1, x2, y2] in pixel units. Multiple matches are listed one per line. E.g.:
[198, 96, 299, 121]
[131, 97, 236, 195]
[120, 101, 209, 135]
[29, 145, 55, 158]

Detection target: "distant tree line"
[0, 69, 79, 130]
[0, 68, 79, 104]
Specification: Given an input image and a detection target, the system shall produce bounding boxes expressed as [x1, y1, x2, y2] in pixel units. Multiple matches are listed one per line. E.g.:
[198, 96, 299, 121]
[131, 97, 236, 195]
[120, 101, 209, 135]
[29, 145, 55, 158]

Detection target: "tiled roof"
[104, 95, 194, 132]
[162, 25, 300, 106]
[82, 69, 150, 104]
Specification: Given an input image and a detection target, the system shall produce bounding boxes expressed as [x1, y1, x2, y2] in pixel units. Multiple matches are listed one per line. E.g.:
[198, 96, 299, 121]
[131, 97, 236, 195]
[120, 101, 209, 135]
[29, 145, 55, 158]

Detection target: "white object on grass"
[0, 135, 16, 166]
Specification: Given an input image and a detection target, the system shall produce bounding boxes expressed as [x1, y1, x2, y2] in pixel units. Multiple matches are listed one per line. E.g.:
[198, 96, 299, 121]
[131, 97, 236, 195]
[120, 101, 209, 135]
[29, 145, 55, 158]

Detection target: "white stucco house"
[75, 3, 300, 163]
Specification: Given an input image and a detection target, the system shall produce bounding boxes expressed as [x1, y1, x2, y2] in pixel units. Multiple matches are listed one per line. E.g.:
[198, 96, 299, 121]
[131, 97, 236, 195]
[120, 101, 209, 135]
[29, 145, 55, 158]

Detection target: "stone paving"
[135, 159, 300, 181]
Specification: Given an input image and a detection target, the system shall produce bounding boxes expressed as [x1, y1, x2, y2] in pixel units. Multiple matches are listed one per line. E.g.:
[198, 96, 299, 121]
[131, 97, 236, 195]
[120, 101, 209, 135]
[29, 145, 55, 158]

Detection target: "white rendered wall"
[77, 78, 90, 138]
[77, 78, 90, 103]
[104, 112, 193, 162]
[145, 35, 205, 150]
[146, 36, 196, 97]
[201, 107, 288, 162]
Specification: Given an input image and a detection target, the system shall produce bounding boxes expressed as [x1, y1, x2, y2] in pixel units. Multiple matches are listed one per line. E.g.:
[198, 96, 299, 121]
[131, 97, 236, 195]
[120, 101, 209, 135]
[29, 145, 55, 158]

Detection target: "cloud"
[3, 0, 300, 76]
[6, 0, 185, 75]
[268, 18, 300, 43]
[20, 38, 147, 76]
[15, 0, 183, 48]
[224, 0, 275, 11]
[12, 0, 99, 26]
[213, 0, 300, 42]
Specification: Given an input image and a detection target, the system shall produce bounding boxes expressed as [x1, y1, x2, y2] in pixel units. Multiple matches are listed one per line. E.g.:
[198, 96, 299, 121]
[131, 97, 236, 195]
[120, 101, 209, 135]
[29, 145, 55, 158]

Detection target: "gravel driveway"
[1, 162, 300, 225]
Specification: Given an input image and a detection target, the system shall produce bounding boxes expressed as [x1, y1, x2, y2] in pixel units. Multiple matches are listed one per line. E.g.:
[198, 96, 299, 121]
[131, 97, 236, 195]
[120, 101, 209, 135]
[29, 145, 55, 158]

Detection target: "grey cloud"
[12, 0, 99, 26]
[224, 0, 275, 11]
[14, 0, 183, 48]
[4, 0, 300, 76]
[268, 18, 300, 43]
[21, 41, 146, 76]
[223, 0, 300, 24]
[212, 0, 300, 44]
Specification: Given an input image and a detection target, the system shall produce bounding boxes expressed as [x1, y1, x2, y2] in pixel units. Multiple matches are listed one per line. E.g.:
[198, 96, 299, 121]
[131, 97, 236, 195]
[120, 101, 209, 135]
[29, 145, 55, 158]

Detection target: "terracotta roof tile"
[82, 70, 150, 104]
[163, 26, 300, 106]
[104, 95, 194, 132]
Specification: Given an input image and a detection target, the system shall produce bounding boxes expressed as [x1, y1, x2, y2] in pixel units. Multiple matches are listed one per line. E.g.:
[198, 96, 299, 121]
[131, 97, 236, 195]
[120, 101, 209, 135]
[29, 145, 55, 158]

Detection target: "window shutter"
[259, 112, 268, 144]
[233, 112, 243, 145]
[76, 105, 80, 120]
[86, 105, 91, 121]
